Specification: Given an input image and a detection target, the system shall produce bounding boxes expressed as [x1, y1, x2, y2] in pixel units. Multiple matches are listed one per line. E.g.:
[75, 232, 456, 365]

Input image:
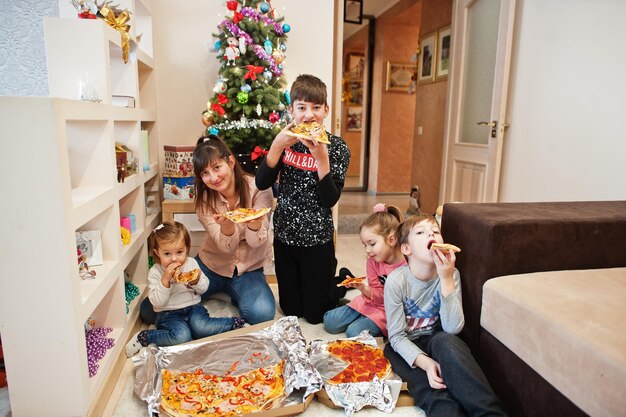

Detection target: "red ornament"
[233, 11, 244, 24]
[226, 1, 238, 11]
[217, 93, 229, 105]
[244, 65, 264, 81]
[211, 103, 225, 116]
[268, 111, 280, 123]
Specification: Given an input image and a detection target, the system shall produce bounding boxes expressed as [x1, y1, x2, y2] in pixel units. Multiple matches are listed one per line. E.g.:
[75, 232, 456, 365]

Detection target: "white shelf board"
[72, 186, 116, 228]
[79, 260, 120, 322]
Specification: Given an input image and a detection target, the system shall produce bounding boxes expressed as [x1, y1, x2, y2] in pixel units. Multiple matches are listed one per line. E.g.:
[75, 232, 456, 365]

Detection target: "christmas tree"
[203, 0, 291, 162]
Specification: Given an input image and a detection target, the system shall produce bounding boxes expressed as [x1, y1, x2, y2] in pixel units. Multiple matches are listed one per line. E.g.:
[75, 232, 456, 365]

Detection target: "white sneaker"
[125, 331, 143, 358]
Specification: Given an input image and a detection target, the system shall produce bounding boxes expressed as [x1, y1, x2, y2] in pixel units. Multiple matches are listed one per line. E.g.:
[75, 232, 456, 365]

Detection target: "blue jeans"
[145, 304, 235, 347]
[141, 259, 276, 325]
[323, 305, 383, 338]
[197, 259, 275, 324]
[384, 331, 507, 417]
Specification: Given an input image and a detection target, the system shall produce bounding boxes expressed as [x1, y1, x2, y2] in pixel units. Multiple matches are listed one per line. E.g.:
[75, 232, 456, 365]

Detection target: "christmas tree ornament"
[237, 91, 249, 104]
[282, 23, 291, 33]
[238, 37, 247, 54]
[214, 40, 221, 51]
[244, 65, 264, 81]
[279, 103, 285, 111]
[284, 90, 291, 105]
[224, 37, 240, 65]
[263, 69, 273, 80]
[226, 1, 238, 11]
[209, 127, 220, 136]
[264, 38, 273, 55]
[213, 79, 227, 93]
[279, 43, 287, 52]
[240, 84, 252, 93]
[256, 103, 263, 116]
[269, 111, 280, 123]
[272, 49, 285, 64]
[260, 2, 271, 13]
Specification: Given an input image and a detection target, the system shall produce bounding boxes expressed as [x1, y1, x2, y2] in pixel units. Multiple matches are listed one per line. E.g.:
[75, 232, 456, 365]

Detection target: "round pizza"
[222, 207, 271, 224]
[160, 360, 285, 417]
[326, 340, 391, 384]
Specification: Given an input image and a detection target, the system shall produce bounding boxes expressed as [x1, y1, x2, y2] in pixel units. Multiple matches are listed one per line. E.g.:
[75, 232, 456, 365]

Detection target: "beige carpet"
[109, 285, 425, 417]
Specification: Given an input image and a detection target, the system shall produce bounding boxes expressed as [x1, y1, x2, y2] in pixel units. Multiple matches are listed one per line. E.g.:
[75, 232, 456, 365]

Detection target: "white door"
[440, 0, 516, 203]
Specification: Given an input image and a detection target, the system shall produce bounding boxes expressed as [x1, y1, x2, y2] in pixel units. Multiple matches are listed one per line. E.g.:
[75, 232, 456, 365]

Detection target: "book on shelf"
[112, 95, 135, 108]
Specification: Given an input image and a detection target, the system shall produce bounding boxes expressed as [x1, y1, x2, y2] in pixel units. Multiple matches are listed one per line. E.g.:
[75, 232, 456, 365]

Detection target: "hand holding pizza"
[272, 122, 299, 151]
[161, 261, 182, 288]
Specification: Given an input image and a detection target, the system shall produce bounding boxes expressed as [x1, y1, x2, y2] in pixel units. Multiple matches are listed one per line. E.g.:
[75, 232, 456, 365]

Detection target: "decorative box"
[163, 176, 195, 200]
[164, 145, 196, 177]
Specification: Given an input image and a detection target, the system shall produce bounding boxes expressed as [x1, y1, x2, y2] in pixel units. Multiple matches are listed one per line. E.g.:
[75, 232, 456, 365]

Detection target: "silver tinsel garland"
[211, 117, 288, 131]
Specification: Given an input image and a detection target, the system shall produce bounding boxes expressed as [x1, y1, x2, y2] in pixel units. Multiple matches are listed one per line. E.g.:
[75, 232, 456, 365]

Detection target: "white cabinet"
[0, 2, 159, 415]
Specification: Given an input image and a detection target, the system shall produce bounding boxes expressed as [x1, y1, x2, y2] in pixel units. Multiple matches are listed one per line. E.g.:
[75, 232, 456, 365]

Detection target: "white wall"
[151, 0, 336, 152]
[499, 0, 626, 201]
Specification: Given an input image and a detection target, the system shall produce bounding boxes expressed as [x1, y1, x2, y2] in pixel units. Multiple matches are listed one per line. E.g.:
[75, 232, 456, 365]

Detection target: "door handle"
[477, 121, 497, 127]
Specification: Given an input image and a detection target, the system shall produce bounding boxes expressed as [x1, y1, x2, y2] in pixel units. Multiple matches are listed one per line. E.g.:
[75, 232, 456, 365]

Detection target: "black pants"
[273, 239, 338, 324]
[384, 331, 507, 417]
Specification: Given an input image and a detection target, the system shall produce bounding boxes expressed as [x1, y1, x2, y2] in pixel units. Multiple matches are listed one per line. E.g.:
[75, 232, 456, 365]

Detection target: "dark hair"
[397, 214, 440, 246]
[360, 204, 404, 240]
[290, 74, 328, 106]
[149, 221, 191, 264]
[193, 135, 251, 213]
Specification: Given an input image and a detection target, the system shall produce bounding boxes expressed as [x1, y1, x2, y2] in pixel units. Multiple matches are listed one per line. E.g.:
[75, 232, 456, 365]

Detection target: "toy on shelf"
[77, 248, 96, 279]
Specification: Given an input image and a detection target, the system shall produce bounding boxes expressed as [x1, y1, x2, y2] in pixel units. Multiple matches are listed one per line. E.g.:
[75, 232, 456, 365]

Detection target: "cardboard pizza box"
[171, 320, 315, 417]
[314, 337, 415, 409]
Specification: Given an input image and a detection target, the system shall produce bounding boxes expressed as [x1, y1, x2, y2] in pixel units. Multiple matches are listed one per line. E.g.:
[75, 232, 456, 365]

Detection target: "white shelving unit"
[0, 2, 159, 416]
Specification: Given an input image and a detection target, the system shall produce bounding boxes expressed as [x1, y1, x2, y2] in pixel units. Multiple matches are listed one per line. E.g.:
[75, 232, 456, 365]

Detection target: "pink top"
[196, 175, 273, 278]
[348, 257, 407, 336]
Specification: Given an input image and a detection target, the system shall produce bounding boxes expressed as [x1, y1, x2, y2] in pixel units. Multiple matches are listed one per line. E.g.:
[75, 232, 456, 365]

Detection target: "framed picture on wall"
[385, 62, 417, 92]
[347, 53, 365, 80]
[346, 106, 363, 131]
[436, 26, 451, 81]
[418, 31, 437, 85]
[347, 81, 363, 105]
[75, 230, 103, 266]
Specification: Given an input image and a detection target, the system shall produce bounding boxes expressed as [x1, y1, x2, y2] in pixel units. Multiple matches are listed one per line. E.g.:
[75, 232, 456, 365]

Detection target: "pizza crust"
[430, 243, 461, 253]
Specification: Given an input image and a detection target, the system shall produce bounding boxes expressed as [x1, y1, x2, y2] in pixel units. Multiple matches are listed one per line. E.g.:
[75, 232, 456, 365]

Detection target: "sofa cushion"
[481, 268, 626, 417]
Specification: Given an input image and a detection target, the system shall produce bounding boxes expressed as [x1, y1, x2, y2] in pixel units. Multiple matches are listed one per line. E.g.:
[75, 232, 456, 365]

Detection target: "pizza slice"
[429, 242, 462, 253]
[288, 121, 331, 144]
[336, 276, 366, 287]
[174, 268, 200, 284]
[222, 207, 271, 223]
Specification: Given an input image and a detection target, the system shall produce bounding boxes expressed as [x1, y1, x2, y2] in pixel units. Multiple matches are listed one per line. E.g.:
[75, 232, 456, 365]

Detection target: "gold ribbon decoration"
[99, 6, 131, 63]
